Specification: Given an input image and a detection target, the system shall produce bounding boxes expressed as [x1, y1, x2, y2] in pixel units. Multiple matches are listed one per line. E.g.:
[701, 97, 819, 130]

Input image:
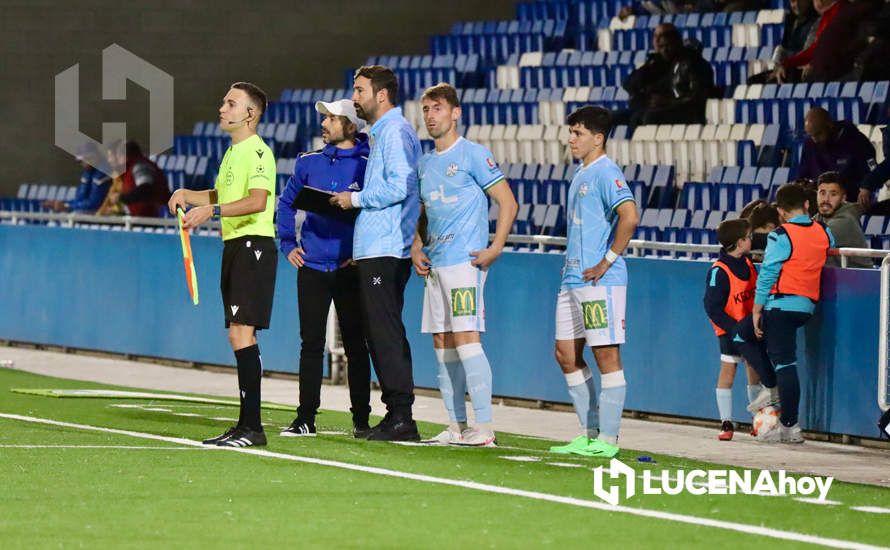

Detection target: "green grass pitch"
[0, 368, 888, 548]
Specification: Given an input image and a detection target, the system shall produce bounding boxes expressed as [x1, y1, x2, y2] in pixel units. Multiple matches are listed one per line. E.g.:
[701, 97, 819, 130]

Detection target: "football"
[753, 405, 782, 436]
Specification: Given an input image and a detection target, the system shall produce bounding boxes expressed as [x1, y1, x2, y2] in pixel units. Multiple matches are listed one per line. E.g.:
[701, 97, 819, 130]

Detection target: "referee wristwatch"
[212, 204, 221, 219]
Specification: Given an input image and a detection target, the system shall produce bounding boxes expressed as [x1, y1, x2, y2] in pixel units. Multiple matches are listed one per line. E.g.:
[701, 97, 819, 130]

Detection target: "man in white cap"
[276, 99, 374, 438]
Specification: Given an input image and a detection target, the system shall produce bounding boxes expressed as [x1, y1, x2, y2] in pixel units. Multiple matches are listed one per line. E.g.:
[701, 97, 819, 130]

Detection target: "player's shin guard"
[775, 364, 800, 427]
[565, 367, 599, 437]
[234, 344, 263, 431]
[457, 343, 492, 424]
[599, 370, 626, 446]
[435, 348, 466, 423]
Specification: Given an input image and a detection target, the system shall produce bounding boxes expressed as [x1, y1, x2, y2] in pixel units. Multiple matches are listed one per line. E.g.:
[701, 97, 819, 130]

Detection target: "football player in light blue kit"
[550, 105, 639, 458]
[410, 83, 518, 446]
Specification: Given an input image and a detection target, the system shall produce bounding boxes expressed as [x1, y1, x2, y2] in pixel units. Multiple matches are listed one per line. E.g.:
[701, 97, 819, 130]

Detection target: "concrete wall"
[0, 0, 517, 195]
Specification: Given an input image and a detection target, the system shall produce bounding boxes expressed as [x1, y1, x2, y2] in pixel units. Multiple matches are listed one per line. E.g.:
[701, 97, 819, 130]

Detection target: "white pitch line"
[796, 498, 843, 506]
[0, 413, 884, 550]
[0, 444, 201, 450]
[850, 507, 890, 514]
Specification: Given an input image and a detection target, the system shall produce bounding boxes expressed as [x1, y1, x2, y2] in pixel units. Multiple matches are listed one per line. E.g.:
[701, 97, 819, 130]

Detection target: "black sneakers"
[280, 418, 317, 437]
[366, 415, 421, 442]
[215, 426, 267, 447]
[202, 426, 239, 445]
[353, 419, 372, 439]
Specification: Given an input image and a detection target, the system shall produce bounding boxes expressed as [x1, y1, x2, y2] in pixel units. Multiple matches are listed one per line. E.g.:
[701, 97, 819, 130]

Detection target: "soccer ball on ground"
[752, 405, 781, 437]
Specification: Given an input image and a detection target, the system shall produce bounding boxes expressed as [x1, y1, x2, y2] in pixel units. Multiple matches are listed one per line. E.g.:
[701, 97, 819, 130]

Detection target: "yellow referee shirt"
[215, 134, 276, 240]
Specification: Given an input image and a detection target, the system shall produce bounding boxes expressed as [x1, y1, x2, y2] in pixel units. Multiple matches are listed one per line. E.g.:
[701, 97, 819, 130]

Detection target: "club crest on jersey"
[579, 184, 588, 197]
[446, 163, 458, 177]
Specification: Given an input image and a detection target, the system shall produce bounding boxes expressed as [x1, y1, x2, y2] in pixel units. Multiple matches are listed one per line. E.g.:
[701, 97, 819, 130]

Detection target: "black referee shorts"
[220, 235, 277, 330]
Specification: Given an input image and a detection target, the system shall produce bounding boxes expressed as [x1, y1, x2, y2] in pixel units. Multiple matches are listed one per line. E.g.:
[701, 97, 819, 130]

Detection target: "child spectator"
[703, 218, 769, 440]
[748, 184, 835, 444]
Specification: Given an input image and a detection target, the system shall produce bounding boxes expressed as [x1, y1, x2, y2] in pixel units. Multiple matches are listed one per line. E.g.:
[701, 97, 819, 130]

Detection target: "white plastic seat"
[518, 52, 543, 67]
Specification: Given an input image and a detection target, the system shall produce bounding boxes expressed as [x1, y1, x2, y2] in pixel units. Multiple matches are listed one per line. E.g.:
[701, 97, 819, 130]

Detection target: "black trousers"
[296, 265, 371, 423]
[356, 257, 415, 418]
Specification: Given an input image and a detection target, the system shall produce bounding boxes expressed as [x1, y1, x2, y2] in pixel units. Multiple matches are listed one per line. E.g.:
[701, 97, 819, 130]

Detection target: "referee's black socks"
[234, 344, 263, 431]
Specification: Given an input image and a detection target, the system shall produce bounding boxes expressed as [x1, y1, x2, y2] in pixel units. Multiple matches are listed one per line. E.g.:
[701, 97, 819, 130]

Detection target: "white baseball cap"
[315, 99, 365, 130]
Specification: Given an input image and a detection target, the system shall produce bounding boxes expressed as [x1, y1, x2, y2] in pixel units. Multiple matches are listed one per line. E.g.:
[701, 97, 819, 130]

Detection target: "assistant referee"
[169, 82, 277, 448]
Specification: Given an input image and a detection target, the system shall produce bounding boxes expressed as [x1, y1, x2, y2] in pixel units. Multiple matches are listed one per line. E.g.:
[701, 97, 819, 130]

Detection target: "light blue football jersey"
[561, 154, 635, 290]
[419, 137, 505, 267]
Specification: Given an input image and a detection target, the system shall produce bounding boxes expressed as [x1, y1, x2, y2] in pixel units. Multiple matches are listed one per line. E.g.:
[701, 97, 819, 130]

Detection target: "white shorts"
[421, 261, 487, 334]
[555, 285, 626, 347]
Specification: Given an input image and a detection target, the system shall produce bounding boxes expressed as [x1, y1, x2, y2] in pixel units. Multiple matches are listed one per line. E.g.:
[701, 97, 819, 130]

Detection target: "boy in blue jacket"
[277, 99, 372, 438]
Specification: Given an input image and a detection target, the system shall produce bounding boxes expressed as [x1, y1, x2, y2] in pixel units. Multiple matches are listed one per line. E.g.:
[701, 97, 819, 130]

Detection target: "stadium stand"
[3, 0, 888, 251]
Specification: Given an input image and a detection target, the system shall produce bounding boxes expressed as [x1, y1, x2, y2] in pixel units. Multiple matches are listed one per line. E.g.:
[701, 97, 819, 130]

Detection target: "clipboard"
[291, 185, 357, 220]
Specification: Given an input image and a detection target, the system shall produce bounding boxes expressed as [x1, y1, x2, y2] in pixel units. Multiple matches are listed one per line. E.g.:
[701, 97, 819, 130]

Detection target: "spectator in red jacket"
[102, 141, 170, 217]
[774, 0, 842, 83]
[806, 0, 881, 82]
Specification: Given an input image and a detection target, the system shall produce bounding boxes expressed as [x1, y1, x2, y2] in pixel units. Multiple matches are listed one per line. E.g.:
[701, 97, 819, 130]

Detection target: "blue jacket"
[276, 135, 369, 272]
[68, 167, 111, 212]
[351, 107, 421, 260]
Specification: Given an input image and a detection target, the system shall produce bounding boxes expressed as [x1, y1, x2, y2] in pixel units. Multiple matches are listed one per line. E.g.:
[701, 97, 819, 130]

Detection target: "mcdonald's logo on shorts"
[451, 287, 476, 317]
[582, 300, 608, 330]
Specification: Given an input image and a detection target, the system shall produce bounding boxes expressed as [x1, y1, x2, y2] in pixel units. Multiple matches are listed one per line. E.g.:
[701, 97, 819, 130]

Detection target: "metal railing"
[0, 210, 220, 234]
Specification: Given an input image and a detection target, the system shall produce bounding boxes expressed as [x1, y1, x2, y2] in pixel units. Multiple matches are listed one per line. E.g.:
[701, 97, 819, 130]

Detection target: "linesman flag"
[176, 208, 199, 305]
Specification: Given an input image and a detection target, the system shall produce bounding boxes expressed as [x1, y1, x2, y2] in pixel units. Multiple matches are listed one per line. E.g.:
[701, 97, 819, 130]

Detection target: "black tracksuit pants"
[296, 265, 371, 424]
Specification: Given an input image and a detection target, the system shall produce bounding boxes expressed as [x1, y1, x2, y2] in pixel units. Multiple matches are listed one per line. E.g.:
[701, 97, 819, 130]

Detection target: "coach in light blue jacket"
[331, 65, 422, 442]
